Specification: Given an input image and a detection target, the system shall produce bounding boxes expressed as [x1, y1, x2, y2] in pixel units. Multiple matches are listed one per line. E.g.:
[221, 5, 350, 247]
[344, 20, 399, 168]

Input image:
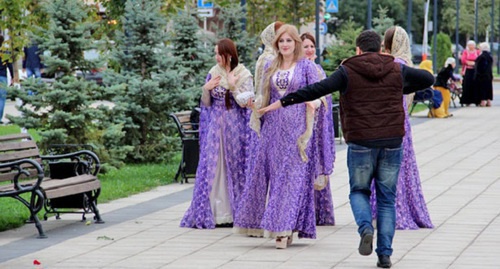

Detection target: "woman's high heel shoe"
[276, 237, 288, 249]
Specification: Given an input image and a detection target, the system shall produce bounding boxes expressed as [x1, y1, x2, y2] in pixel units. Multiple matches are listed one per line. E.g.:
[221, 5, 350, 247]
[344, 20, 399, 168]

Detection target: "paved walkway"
[1, 86, 500, 269]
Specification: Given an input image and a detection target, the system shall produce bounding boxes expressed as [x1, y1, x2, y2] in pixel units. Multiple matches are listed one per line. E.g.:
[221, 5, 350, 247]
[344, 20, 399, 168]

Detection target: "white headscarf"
[254, 23, 278, 93]
[390, 26, 413, 66]
[479, 42, 490, 52]
[467, 40, 476, 47]
[445, 57, 456, 67]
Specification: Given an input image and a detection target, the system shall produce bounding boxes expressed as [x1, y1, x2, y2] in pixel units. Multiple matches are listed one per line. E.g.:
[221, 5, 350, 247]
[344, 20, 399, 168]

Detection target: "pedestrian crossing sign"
[326, 0, 338, 13]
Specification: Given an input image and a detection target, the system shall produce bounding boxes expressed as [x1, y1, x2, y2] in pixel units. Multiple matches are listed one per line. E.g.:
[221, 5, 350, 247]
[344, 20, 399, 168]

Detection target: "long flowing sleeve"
[201, 74, 212, 107]
[231, 75, 254, 107]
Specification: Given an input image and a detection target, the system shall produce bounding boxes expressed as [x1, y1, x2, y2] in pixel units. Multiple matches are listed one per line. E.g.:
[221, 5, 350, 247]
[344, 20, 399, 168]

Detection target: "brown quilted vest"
[340, 53, 405, 143]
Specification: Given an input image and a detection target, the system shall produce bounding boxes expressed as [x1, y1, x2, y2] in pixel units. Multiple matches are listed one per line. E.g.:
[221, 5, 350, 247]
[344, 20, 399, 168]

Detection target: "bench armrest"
[41, 150, 101, 176]
[0, 159, 44, 195]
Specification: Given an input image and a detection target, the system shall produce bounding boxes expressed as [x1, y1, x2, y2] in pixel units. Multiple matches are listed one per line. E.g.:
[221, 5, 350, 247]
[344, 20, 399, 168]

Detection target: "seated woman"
[434, 57, 460, 117]
[418, 60, 445, 118]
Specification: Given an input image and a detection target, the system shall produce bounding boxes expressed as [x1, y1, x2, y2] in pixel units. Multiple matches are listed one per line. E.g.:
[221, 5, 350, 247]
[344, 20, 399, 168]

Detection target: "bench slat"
[45, 179, 101, 199]
[0, 158, 42, 174]
[0, 149, 41, 163]
[0, 168, 40, 183]
[41, 174, 97, 190]
[0, 141, 38, 152]
[0, 133, 32, 142]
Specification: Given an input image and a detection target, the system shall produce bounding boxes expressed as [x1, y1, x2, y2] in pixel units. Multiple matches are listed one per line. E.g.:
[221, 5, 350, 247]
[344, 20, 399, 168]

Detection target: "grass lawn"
[0, 125, 180, 232]
[410, 103, 430, 114]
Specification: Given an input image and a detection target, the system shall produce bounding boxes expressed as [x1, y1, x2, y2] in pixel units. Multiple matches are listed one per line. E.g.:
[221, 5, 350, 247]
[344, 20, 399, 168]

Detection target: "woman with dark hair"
[234, 25, 334, 248]
[180, 38, 254, 229]
[300, 32, 336, 226]
[370, 26, 433, 230]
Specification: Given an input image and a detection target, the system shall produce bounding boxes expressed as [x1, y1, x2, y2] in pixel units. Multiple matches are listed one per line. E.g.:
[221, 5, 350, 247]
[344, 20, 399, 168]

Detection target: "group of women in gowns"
[180, 22, 433, 249]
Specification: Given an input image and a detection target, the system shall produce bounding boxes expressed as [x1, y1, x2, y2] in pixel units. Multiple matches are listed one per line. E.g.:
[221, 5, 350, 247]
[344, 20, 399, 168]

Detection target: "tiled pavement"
[1, 85, 499, 269]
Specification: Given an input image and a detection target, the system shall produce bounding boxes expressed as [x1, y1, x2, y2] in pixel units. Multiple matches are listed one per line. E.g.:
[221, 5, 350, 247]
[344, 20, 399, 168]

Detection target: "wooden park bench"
[0, 133, 104, 238]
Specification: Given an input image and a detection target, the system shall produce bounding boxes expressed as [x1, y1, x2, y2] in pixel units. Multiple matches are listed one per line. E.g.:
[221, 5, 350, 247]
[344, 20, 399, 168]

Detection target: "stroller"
[448, 74, 463, 108]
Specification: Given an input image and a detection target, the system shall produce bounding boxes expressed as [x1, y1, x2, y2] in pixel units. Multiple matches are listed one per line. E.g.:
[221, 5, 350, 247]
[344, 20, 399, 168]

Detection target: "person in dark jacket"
[258, 30, 434, 269]
[23, 42, 44, 79]
[433, 57, 459, 117]
[475, 42, 493, 107]
[0, 35, 14, 123]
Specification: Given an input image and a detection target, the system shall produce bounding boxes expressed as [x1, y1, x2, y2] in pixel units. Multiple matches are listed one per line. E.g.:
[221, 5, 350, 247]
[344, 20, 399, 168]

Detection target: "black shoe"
[215, 222, 233, 228]
[377, 255, 392, 268]
[358, 229, 373, 256]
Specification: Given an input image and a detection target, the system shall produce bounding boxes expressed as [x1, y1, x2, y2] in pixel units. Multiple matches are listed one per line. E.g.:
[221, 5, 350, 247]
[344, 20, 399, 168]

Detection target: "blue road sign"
[326, 0, 338, 13]
[314, 22, 329, 35]
[320, 22, 328, 35]
[197, 0, 213, 8]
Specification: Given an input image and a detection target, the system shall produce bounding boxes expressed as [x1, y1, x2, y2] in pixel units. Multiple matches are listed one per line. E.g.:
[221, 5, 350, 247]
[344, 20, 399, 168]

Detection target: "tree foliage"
[322, 19, 363, 74]
[372, 5, 394, 36]
[215, 3, 258, 72]
[0, 0, 35, 81]
[9, 0, 130, 170]
[245, 0, 315, 35]
[441, 0, 500, 43]
[169, 10, 214, 101]
[436, 32, 453, 70]
[103, 0, 190, 163]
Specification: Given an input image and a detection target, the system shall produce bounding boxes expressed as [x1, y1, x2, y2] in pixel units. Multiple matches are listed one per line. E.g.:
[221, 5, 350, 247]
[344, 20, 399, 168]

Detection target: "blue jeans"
[26, 68, 42, 95]
[347, 142, 402, 256]
[0, 76, 7, 121]
[26, 67, 42, 79]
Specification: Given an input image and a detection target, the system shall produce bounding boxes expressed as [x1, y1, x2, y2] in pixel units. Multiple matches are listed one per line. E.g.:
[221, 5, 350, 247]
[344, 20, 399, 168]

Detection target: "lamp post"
[455, 0, 460, 73]
[492, 0, 495, 73]
[407, 0, 412, 41]
[432, 0, 437, 73]
[367, 0, 372, 29]
[241, 0, 246, 31]
[474, 0, 478, 42]
[315, 0, 321, 63]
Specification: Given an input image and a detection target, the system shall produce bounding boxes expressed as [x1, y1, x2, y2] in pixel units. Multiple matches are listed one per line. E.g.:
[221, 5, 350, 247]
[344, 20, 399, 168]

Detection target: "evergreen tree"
[9, 0, 130, 170]
[321, 20, 363, 102]
[104, 0, 187, 162]
[373, 6, 395, 36]
[436, 33, 453, 69]
[322, 19, 363, 73]
[169, 10, 213, 101]
[216, 3, 257, 72]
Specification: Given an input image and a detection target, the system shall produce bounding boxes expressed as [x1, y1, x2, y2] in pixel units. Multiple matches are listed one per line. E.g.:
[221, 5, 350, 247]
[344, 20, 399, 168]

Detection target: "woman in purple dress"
[301, 32, 336, 226]
[233, 25, 334, 248]
[180, 38, 254, 229]
[370, 26, 433, 230]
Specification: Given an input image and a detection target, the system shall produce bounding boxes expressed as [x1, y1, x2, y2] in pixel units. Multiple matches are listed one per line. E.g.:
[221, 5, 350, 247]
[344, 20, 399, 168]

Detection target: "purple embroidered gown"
[234, 59, 335, 239]
[370, 58, 434, 229]
[313, 64, 336, 226]
[180, 73, 254, 229]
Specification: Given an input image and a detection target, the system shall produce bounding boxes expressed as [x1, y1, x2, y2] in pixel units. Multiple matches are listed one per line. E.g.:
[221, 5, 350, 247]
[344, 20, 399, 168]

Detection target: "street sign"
[198, 8, 214, 18]
[314, 22, 328, 35]
[326, 0, 338, 13]
[197, 0, 213, 8]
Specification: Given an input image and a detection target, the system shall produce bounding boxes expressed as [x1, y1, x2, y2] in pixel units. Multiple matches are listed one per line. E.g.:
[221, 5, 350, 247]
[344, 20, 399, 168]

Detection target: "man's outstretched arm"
[258, 67, 348, 114]
[402, 65, 435, 94]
